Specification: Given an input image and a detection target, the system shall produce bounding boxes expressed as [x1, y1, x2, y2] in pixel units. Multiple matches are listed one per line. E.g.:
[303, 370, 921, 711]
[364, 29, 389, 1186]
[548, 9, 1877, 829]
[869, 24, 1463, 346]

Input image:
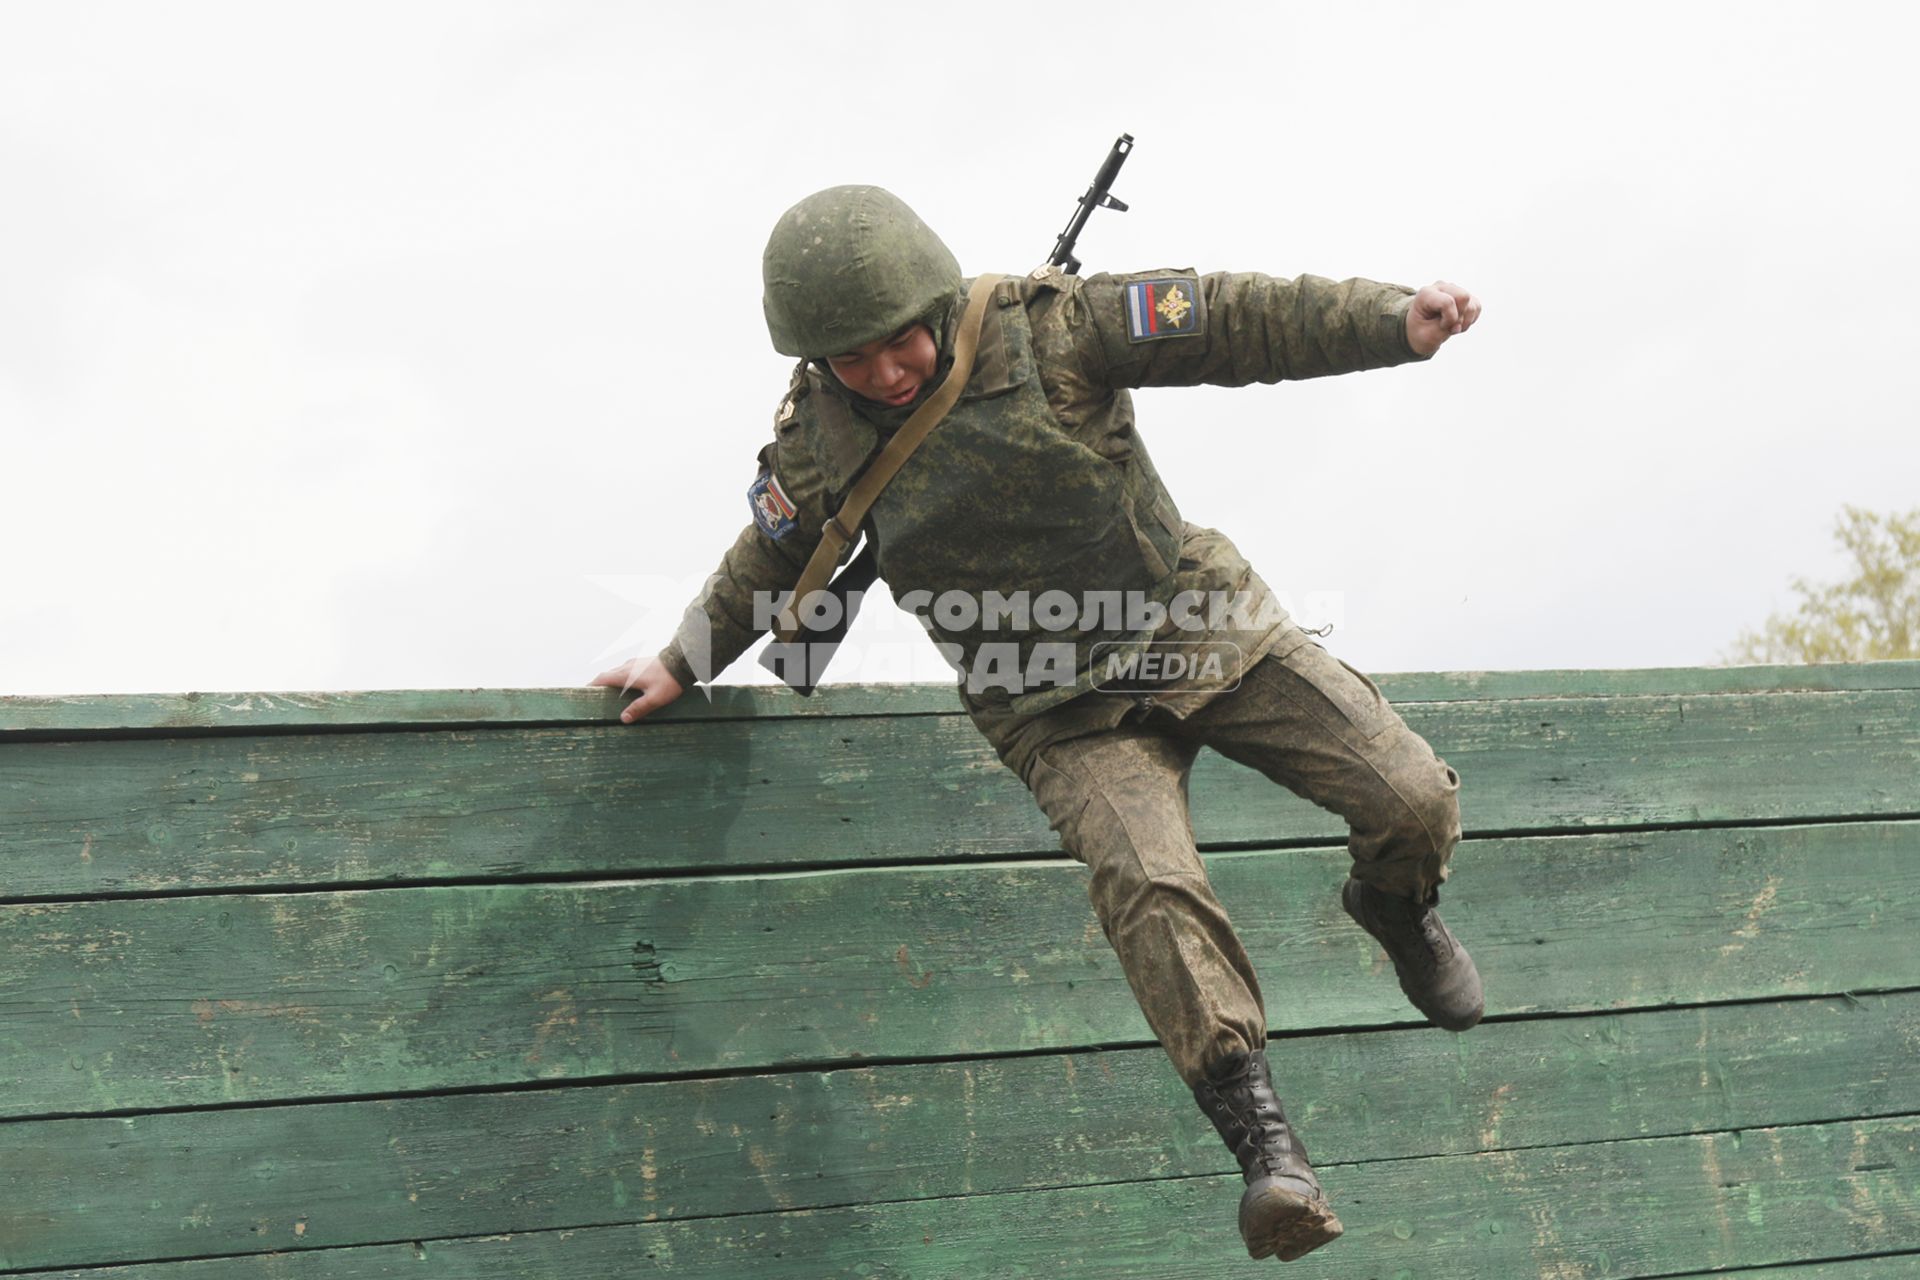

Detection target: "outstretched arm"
[1036, 269, 1480, 390]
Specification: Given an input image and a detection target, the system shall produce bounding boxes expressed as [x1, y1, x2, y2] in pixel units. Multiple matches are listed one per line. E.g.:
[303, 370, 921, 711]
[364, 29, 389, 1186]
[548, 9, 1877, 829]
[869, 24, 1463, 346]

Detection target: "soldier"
[591, 185, 1483, 1263]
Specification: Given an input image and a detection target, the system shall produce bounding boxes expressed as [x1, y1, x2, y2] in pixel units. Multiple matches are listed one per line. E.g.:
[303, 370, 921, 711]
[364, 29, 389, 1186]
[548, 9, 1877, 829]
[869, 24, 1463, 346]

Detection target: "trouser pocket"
[1278, 642, 1396, 741]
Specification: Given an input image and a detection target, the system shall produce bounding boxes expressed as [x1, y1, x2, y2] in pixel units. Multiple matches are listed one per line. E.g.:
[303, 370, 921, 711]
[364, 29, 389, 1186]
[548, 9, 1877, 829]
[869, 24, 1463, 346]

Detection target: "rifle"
[759, 134, 1136, 695]
[1049, 133, 1133, 275]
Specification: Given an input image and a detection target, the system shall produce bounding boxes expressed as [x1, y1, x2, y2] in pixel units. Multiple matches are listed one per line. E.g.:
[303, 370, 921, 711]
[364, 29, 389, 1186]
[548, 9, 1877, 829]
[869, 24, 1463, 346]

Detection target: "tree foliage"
[1725, 505, 1920, 664]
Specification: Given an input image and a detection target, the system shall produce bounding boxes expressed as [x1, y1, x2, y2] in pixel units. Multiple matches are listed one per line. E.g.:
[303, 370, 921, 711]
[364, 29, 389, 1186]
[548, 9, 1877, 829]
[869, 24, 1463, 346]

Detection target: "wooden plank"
[0, 716, 1045, 897]
[1381, 658, 1920, 702]
[4, 820, 1916, 1117]
[4, 660, 1918, 738]
[1709, 1259, 1920, 1279]
[1393, 685, 1920, 836]
[0, 683, 959, 740]
[4, 993, 1915, 1272]
[6, 685, 1918, 898]
[13, 1116, 1917, 1277]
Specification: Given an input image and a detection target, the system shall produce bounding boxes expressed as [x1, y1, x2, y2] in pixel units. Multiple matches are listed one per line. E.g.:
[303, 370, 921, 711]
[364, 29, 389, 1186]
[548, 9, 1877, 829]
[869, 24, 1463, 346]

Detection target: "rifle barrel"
[1050, 132, 1134, 274]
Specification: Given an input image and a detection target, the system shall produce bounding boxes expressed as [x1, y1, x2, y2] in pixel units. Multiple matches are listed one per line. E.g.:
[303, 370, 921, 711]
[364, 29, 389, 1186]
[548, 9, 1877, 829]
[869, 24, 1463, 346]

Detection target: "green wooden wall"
[1, 663, 1916, 1276]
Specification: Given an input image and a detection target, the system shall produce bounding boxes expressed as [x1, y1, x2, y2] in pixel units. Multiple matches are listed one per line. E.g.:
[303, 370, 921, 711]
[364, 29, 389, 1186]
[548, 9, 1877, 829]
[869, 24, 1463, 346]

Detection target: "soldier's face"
[824, 323, 938, 408]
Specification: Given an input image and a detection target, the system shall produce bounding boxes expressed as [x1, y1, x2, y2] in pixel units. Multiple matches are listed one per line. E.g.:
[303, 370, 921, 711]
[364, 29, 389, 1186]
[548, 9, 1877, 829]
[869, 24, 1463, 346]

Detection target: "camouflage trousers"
[1020, 639, 1462, 1087]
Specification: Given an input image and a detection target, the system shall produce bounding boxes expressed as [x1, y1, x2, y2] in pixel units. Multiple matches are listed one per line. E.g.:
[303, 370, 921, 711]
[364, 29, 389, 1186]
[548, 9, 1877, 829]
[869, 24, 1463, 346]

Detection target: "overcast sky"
[3, 2, 1915, 698]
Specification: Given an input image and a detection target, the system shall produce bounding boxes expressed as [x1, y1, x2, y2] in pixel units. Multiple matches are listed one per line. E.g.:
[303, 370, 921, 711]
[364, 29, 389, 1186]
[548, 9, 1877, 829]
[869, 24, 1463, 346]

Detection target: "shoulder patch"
[748, 465, 799, 540]
[1124, 277, 1203, 343]
[774, 363, 810, 430]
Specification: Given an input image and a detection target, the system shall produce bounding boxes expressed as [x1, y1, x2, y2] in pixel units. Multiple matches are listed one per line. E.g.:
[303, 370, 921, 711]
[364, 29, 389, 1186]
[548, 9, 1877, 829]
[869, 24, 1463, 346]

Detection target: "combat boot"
[1341, 877, 1484, 1031]
[1191, 1048, 1344, 1262]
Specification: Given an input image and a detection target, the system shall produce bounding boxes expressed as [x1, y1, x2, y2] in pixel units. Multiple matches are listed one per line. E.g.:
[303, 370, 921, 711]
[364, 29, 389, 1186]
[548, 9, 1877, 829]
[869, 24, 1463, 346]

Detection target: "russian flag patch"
[749, 466, 799, 540]
[1124, 277, 1202, 343]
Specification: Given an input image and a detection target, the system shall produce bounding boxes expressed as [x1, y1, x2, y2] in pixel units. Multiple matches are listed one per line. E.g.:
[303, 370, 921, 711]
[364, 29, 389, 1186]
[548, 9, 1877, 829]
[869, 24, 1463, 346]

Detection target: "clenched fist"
[1406, 281, 1482, 358]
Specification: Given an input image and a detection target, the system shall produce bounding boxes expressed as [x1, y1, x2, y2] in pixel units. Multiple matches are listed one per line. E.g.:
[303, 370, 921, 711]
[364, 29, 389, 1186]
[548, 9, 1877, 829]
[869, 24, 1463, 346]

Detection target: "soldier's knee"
[1361, 752, 1461, 857]
[1076, 795, 1208, 930]
[1089, 855, 1205, 931]
[1401, 756, 1462, 853]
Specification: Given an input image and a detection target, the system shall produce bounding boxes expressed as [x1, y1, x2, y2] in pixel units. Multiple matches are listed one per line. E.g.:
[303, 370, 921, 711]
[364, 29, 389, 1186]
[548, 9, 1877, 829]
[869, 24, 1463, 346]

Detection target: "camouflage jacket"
[659, 267, 1429, 782]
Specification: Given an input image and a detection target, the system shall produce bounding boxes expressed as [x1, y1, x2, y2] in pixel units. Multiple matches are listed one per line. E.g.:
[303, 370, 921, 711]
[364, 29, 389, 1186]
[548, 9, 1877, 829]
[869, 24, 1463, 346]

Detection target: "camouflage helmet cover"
[762, 185, 963, 359]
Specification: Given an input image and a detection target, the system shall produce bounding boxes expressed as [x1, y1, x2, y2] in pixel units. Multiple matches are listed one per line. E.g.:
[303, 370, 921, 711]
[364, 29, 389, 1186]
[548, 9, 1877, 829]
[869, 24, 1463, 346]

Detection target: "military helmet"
[762, 185, 962, 359]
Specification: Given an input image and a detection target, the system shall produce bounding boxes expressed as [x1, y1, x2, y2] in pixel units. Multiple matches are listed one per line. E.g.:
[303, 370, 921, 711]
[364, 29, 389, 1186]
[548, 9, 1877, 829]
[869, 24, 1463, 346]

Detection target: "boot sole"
[1240, 1183, 1345, 1262]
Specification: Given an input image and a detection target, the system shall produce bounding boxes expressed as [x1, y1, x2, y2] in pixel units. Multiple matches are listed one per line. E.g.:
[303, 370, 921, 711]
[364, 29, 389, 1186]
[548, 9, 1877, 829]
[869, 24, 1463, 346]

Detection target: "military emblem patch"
[748, 466, 798, 540]
[1124, 277, 1203, 343]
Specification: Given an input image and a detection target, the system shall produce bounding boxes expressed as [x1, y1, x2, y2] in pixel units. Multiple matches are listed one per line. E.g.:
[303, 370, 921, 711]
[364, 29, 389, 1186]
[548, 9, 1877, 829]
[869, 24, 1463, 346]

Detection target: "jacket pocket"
[1128, 503, 1175, 580]
[1152, 490, 1183, 540]
[1120, 479, 1181, 585]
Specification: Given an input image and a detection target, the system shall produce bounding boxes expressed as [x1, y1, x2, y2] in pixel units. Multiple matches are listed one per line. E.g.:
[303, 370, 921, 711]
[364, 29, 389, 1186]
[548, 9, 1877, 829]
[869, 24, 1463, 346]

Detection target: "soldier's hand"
[1406, 281, 1482, 357]
[589, 657, 685, 724]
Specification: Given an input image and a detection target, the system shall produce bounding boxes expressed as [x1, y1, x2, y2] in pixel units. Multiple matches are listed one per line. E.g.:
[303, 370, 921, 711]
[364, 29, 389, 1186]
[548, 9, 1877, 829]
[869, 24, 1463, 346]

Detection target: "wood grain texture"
[13, 1117, 1917, 1277]
[7, 665, 1917, 1278]
[6, 686, 1917, 898]
[0, 684, 956, 739]
[6, 661, 1920, 738]
[3, 993, 1915, 1271]
[4, 820, 1915, 1118]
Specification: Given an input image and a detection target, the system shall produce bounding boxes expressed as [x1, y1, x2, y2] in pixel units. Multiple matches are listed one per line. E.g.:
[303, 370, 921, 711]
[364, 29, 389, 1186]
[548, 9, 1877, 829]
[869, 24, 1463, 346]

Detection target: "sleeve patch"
[1124, 277, 1203, 343]
[749, 465, 799, 540]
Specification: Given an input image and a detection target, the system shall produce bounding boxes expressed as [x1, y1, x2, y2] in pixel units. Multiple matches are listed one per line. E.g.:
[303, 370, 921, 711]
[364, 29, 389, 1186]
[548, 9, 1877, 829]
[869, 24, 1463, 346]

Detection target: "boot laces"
[1194, 1048, 1335, 1200]
[1373, 890, 1452, 963]
[1233, 1086, 1301, 1175]
[1416, 907, 1452, 960]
